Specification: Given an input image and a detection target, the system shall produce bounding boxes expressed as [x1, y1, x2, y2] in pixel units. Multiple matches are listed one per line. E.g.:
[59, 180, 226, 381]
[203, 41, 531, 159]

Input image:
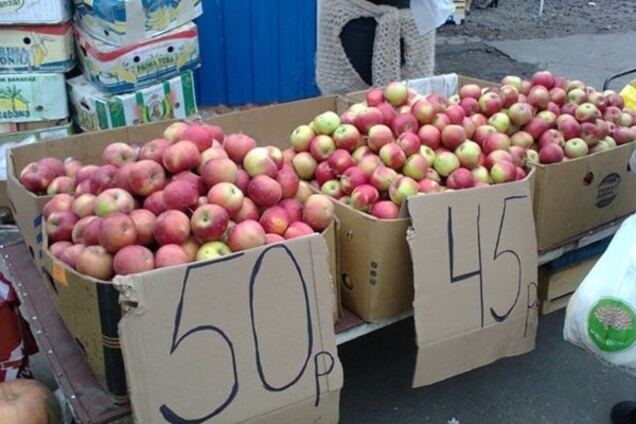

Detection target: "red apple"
[88, 165, 117, 194]
[575, 103, 600, 123]
[528, 86, 550, 109]
[143, 190, 167, 216]
[369, 166, 398, 191]
[114, 245, 154, 275]
[418, 178, 441, 193]
[358, 154, 383, 177]
[37, 157, 65, 177]
[43, 193, 73, 219]
[234, 197, 259, 223]
[315, 161, 336, 185]
[163, 141, 200, 173]
[328, 149, 354, 175]
[351, 184, 379, 211]
[379, 143, 406, 170]
[483, 133, 511, 154]
[155, 244, 189, 268]
[279, 198, 303, 223]
[181, 125, 214, 151]
[524, 117, 550, 141]
[102, 142, 137, 167]
[129, 160, 165, 197]
[412, 99, 436, 125]
[509, 146, 528, 167]
[98, 212, 137, 253]
[46, 211, 78, 243]
[191, 204, 229, 242]
[391, 113, 419, 136]
[228, 220, 266, 251]
[243, 146, 278, 177]
[532, 71, 555, 89]
[275, 164, 300, 198]
[432, 113, 451, 131]
[539, 143, 565, 164]
[130, 209, 156, 246]
[402, 154, 429, 180]
[340, 166, 368, 195]
[201, 158, 238, 188]
[332, 124, 361, 152]
[76, 246, 114, 280]
[247, 175, 282, 207]
[460, 84, 482, 100]
[368, 124, 394, 152]
[441, 124, 466, 150]
[370, 201, 399, 219]
[490, 160, 517, 183]
[207, 182, 244, 216]
[447, 168, 475, 189]
[50, 241, 72, 259]
[260, 206, 290, 235]
[366, 88, 385, 106]
[499, 85, 519, 108]
[154, 210, 191, 246]
[198, 146, 229, 173]
[479, 92, 503, 116]
[139, 138, 170, 163]
[283, 221, 314, 239]
[539, 129, 565, 148]
[94, 188, 135, 216]
[484, 150, 514, 169]
[162, 180, 199, 211]
[163, 122, 190, 143]
[354, 107, 384, 133]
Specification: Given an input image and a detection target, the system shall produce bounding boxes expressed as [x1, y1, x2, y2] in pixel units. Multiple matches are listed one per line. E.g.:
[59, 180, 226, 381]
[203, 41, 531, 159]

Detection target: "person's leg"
[612, 402, 636, 424]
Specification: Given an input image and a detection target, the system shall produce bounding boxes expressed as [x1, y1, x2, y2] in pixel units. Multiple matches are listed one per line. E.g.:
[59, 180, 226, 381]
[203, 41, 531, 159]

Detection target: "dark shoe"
[612, 402, 636, 424]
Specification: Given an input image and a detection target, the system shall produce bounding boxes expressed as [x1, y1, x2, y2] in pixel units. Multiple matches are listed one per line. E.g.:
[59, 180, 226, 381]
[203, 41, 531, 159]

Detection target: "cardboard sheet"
[407, 171, 538, 387]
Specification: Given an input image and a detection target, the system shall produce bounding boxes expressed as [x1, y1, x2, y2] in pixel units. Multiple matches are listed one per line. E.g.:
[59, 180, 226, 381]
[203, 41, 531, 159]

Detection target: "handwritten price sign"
[407, 173, 538, 387]
[116, 236, 342, 424]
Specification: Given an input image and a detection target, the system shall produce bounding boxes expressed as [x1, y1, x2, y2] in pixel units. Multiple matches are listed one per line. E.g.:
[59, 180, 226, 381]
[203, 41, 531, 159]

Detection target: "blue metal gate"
[194, 0, 319, 106]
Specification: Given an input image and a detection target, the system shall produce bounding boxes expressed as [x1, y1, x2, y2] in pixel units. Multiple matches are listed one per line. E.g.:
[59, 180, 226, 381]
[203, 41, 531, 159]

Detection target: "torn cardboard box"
[67, 72, 197, 131]
[0, 22, 75, 73]
[74, 0, 203, 46]
[0, 0, 72, 25]
[407, 169, 538, 387]
[0, 73, 68, 123]
[75, 22, 201, 94]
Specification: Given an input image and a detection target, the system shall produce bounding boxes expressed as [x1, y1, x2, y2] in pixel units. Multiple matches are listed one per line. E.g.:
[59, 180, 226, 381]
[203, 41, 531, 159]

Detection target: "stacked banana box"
[69, 0, 202, 132]
[0, 0, 76, 207]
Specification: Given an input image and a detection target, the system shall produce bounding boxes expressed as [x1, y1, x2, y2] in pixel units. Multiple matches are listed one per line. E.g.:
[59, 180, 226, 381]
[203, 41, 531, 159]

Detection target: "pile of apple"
[286, 72, 636, 219]
[20, 123, 335, 280]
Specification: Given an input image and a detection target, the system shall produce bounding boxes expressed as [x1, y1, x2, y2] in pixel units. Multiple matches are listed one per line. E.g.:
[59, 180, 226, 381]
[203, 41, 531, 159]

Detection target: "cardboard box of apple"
[20, 123, 336, 279]
[286, 72, 636, 219]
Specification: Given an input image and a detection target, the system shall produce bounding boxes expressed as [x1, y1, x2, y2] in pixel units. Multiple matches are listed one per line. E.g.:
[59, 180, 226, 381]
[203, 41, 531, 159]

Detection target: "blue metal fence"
[194, 0, 319, 106]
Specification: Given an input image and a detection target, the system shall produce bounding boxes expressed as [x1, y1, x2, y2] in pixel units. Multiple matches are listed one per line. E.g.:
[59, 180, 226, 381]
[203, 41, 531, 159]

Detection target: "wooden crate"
[538, 256, 599, 315]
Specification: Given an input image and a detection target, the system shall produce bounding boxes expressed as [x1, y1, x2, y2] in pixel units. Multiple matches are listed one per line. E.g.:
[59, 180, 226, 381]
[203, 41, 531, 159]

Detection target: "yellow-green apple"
[130, 209, 156, 246]
[402, 154, 429, 180]
[50, 241, 72, 259]
[488, 112, 511, 133]
[191, 204, 229, 242]
[366, 88, 385, 106]
[471, 166, 490, 184]
[531, 71, 555, 89]
[447, 168, 475, 190]
[37, 157, 64, 178]
[351, 184, 379, 211]
[389, 176, 418, 206]
[332, 124, 360, 152]
[590, 140, 613, 154]
[379, 143, 406, 170]
[479, 92, 503, 116]
[162, 180, 199, 211]
[102, 142, 137, 167]
[247, 175, 282, 207]
[294, 181, 313, 204]
[201, 158, 238, 188]
[527, 86, 550, 109]
[198, 146, 228, 173]
[526, 149, 539, 164]
[43, 193, 73, 219]
[441, 124, 466, 150]
[339, 196, 352, 206]
[88, 165, 117, 194]
[181, 124, 213, 151]
[384, 81, 408, 106]
[309, 135, 336, 161]
[538, 129, 565, 148]
[456, 140, 482, 169]
[315, 161, 336, 185]
[564, 138, 589, 158]
[328, 149, 354, 175]
[412, 99, 436, 125]
[391, 113, 418, 135]
[432, 113, 451, 131]
[539, 143, 564, 164]
[321, 179, 342, 198]
[76, 246, 114, 280]
[484, 150, 513, 169]
[509, 146, 528, 167]
[113, 245, 154, 275]
[267, 146, 284, 170]
[473, 125, 498, 146]
[207, 182, 244, 216]
[537, 110, 557, 128]
[279, 198, 303, 222]
[507, 103, 533, 127]
[196, 241, 232, 260]
[603, 136, 617, 147]
[433, 151, 460, 177]
[228, 220, 266, 251]
[370, 200, 399, 219]
[567, 88, 587, 104]
[352, 145, 372, 164]
[499, 84, 519, 108]
[163, 141, 200, 174]
[154, 210, 191, 246]
[290, 125, 316, 152]
[243, 146, 278, 177]
[182, 237, 201, 261]
[575, 103, 600, 122]
[368, 124, 394, 152]
[283, 221, 314, 239]
[129, 160, 165, 197]
[275, 164, 300, 198]
[419, 146, 436, 166]
[143, 190, 166, 216]
[490, 161, 517, 183]
[369, 166, 398, 191]
[235, 169, 250, 192]
[524, 117, 550, 141]
[376, 102, 397, 126]
[260, 206, 290, 235]
[75, 164, 99, 184]
[163, 122, 189, 143]
[417, 124, 440, 149]
[618, 112, 633, 127]
[313, 111, 341, 135]
[98, 212, 137, 253]
[501, 76, 522, 92]
[94, 188, 134, 217]
[46, 211, 78, 243]
[72, 216, 98, 245]
[354, 107, 384, 133]
[155, 244, 189, 268]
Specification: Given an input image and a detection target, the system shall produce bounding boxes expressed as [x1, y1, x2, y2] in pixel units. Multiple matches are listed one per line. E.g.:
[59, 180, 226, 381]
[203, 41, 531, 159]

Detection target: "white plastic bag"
[564, 214, 636, 373]
[410, 0, 455, 34]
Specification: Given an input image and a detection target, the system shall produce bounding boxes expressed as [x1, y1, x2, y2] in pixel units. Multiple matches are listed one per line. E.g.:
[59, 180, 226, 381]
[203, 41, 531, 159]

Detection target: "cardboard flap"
[116, 234, 343, 424]
[407, 174, 539, 387]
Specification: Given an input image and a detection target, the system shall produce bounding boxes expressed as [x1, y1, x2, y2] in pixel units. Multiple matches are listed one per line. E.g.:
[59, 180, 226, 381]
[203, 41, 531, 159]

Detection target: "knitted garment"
[317, 0, 435, 95]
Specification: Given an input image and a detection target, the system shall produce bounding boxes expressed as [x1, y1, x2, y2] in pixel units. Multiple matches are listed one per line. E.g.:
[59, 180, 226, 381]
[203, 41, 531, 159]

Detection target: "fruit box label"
[0, 73, 68, 123]
[0, 23, 75, 72]
[75, 22, 200, 94]
[0, 0, 71, 24]
[116, 236, 342, 424]
[68, 71, 197, 131]
[75, 0, 202, 46]
[407, 173, 538, 387]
